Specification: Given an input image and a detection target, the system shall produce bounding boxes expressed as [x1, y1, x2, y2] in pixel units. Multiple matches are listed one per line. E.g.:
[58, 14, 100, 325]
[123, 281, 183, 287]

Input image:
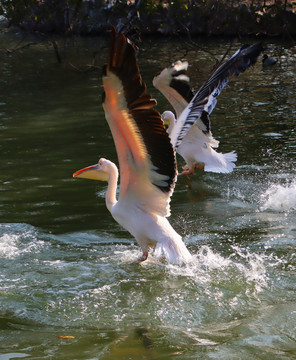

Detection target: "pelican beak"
[73, 164, 109, 182]
[73, 164, 100, 180]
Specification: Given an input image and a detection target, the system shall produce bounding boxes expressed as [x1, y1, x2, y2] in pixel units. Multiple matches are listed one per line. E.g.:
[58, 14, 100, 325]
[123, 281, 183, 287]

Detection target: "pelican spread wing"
[102, 27, 177, 216]
[169, 42, 263, 150]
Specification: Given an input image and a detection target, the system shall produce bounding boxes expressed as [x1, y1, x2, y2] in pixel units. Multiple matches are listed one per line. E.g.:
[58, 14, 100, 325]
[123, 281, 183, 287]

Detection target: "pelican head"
[161, 110, 176, 134]
[73, 158, 113, 181]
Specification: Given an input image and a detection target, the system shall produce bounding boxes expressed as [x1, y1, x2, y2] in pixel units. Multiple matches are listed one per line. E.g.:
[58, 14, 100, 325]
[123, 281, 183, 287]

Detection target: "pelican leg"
[136, 251, 148, 263]
[178, 164, 195, 179]
[195, 164, 205, 171]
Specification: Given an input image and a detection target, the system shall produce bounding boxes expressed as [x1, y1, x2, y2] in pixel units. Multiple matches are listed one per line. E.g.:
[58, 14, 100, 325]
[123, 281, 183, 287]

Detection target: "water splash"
[166, 245, 268, 292]
[0, 223, 43, 259]
[0, 233, 21, 259]
[260, 181, 296, 212]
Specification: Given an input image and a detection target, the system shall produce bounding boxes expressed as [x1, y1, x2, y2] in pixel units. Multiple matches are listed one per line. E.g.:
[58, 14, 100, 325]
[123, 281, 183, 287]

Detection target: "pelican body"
[163, 109, 237, 174]
[73, 28, 191, 264]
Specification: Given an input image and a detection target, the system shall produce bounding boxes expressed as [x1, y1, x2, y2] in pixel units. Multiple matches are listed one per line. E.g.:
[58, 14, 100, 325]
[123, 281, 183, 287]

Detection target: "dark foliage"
[0, 0, 296, 37]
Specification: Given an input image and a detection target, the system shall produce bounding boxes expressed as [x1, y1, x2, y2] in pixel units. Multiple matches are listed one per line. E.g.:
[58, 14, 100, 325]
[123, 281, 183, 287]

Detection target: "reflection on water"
[0, 31, 295, 359]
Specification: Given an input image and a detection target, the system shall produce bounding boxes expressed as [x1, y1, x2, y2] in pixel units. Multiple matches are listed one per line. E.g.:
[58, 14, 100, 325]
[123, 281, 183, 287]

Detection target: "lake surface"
[0, 29, 295, 359]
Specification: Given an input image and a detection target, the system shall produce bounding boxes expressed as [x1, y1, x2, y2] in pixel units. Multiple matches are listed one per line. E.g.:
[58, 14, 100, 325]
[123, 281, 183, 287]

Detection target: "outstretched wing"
[153, 60, 194, 118]
[170, 42, 263, 149]
[102, 26, 177, 216]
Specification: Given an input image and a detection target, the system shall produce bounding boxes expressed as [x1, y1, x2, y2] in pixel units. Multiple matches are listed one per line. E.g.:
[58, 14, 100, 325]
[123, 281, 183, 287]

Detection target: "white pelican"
[73, 27, 191, 264]
[153, 42, 263, 176]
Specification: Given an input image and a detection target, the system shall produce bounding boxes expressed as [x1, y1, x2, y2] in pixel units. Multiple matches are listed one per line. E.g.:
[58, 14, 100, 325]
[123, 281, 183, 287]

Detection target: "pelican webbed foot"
[178, 164, 195, 179]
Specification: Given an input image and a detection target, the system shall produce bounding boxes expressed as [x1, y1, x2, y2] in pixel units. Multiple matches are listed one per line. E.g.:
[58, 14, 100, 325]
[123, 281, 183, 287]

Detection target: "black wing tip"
[240, 41, 264, 60]
[170, 79, 195, 104]
[241, 41, 264, 69]
[200, 110, 210, 134]
[241, 41, 263, 50]
[167, 61, 195, 104]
